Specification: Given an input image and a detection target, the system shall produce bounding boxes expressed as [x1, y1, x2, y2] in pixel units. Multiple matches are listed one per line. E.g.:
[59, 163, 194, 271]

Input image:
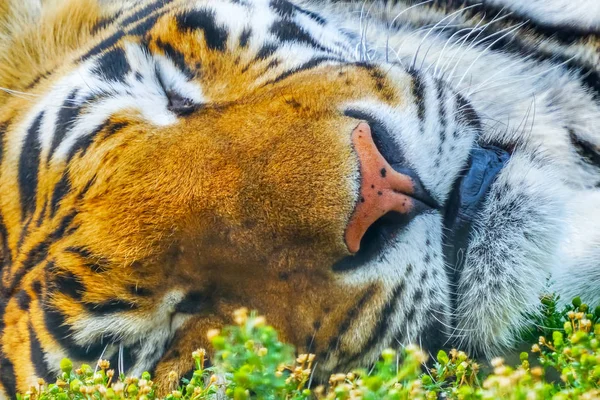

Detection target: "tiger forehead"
[53, 0, 399, 105]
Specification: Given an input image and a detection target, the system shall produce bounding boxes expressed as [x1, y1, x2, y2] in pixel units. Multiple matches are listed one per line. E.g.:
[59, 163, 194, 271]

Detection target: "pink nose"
[345, 122, 417, 254]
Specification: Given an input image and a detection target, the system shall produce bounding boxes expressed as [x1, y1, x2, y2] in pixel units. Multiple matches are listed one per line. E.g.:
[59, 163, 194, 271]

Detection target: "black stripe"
[77, 175, 97, 201]
[127, 285, 153, 297]
[241, 43, 278, 73]
[66, 122, 107, 162]
[29, 323, 52, 381]
[15, 289, 31, 310]
[342, 280, 406, 366]
[0, 349, 16, 399]
[25, 71, 53, 90]
[50, 173, 71, 218]
[7, 211, 76, 295]
[48, 90, 80, 162]
[121, 0, 172, 27]
[81, 31, 125, 60]
[51, 270, 85, 301]
[265, 56, 342, 85]
[430, 15, 600, 100]
[92, 48, 131, 82]
[126, 10, 167, 36]
[91, 11, 123, 34]
[239, 27, 252, 47]
[436, 81, 447, 143]
[0, 295, 6, 332]
[82, 1, 170, 58]
[65, 246, 110, 273]
[42, 301, 108, 359]
[17, 215, 33, 253]
[176, 9, 229, 52]
[154, 39, 195, 79]
[104, 121, 129, 139]
[407, 69, 426, 127]
[569, 129, 600, 169]
[270, 0, 327, 25]
[32, 280, 42, 296]
[270, 0, 296, 18]
[19, 112, 44, 220]
[326, 285, 377, 355]
[65, 246, 92, 258]
[456, 94, 481, 132]
[0, 213, 10, 269]
[256, 43, 278, 60]
[35, 199, 47, 227]
[0, 122, 6, 166]
[83, 299, 138, 314]
[269, 19, 329, 53]
[438, 0, 599, 45]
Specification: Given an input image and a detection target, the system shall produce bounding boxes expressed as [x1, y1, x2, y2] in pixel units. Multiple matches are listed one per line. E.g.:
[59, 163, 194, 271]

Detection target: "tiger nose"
[345, 122, 429, 254]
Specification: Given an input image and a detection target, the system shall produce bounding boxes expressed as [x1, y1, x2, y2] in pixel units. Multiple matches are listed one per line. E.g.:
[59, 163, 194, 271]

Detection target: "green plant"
[22, 296, 600, 399]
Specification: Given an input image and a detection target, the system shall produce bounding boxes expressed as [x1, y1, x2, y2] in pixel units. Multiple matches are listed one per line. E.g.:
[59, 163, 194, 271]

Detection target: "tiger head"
[0, 0, 572, 393]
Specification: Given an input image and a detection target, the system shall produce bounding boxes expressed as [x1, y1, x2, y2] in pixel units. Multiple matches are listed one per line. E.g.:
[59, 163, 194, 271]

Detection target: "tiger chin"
[1, 0, 600, 397]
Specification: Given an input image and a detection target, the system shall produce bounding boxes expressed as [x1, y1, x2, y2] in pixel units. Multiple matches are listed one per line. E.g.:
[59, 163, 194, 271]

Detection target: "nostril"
[345, 122, 432, 254]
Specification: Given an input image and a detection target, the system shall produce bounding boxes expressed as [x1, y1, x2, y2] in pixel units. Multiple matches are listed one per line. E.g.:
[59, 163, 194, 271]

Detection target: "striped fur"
[0, 0, 599, 397]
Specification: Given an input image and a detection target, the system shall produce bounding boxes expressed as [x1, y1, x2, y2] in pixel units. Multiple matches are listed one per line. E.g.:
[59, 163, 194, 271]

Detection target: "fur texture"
[0, 0, 599, 397]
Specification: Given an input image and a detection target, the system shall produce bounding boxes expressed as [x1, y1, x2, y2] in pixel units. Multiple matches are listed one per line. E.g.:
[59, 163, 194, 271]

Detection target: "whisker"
[411, 4, 482, 70]
[385, 0, 434, 64]
[453, 21, 527, 89]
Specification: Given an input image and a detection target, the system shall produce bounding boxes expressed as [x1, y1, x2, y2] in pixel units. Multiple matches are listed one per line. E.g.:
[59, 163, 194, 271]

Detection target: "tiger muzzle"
[344, 122, 437, 254]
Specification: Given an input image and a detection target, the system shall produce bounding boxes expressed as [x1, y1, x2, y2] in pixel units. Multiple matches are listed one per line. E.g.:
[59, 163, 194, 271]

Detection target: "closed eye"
[154, 65, 202, 116]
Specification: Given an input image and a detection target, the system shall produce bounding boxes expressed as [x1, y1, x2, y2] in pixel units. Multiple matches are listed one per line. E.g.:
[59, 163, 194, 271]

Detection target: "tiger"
[1, 0, 599, 396]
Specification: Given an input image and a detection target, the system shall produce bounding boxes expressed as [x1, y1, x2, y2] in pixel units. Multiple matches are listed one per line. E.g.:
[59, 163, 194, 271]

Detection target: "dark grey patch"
[175, 291, 210, 314]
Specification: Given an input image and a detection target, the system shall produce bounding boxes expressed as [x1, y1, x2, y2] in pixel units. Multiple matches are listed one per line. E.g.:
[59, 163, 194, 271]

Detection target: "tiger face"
[2, 0, 600, 396]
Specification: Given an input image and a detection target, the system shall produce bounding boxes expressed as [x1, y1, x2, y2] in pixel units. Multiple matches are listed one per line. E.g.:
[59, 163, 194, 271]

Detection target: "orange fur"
[0, 0, 405, 396]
